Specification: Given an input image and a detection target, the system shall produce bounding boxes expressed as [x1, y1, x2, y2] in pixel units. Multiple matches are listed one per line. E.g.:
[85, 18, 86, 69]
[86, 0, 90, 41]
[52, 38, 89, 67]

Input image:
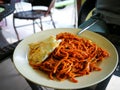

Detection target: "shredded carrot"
[29, 32, 109, 83]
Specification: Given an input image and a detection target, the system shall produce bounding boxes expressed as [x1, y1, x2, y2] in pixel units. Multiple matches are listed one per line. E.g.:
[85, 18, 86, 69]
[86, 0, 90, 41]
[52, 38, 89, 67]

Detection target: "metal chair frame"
[13, 0, 56, 40]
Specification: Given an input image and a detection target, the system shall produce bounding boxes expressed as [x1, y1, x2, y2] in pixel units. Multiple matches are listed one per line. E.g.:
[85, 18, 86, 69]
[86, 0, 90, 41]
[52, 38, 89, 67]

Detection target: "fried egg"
[28, 36, 61, 65]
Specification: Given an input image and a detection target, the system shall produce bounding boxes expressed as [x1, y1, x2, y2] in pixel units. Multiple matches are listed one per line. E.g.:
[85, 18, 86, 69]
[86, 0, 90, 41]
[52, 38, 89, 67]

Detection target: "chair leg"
[50, 14, 56, 28]
[39, 18, 43, 30]
[33, 20, 36, 33]
[5, 18, 7, 26]
[13, 17, 20, 41]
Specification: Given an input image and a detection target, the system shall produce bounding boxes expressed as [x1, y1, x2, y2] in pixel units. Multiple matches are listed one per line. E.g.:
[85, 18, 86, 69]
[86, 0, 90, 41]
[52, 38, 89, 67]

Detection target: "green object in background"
[0, 7, 5, 13]
[55, 0, 74, 8]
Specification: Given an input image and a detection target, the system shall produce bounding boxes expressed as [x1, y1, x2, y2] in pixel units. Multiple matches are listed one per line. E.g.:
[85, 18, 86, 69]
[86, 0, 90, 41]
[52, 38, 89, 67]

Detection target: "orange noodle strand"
[29, 32, 109, 83]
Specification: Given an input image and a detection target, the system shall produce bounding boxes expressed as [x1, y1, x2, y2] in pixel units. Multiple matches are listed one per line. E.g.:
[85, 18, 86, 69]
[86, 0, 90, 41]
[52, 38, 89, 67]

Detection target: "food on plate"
[28, 36, 61, 66]
[28, 32, 109, 83]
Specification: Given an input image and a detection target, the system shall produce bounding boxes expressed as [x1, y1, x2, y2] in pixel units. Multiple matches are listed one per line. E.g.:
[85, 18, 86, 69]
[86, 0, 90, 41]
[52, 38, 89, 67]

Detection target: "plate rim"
[13, 28, 119, 89]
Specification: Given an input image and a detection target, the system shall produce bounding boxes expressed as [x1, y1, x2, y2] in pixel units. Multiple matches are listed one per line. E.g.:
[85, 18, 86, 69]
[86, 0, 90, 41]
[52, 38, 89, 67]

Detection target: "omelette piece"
[28, 36, 61, 65]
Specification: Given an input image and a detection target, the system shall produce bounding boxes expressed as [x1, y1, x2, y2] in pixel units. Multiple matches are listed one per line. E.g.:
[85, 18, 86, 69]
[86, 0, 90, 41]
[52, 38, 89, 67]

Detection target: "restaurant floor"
[0, 3, 119, 90]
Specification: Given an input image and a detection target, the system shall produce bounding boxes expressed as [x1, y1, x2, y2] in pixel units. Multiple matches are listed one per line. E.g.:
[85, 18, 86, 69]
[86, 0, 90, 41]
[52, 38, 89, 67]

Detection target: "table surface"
[0, 3, 15, 21]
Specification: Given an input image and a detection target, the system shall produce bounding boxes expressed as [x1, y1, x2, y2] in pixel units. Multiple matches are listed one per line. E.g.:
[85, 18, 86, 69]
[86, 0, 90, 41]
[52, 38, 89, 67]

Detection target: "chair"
[13, 0, 56, 40]
[0, 0, 15, 24]
[78, 0, 109, 33]
[78, 0, 96, 26]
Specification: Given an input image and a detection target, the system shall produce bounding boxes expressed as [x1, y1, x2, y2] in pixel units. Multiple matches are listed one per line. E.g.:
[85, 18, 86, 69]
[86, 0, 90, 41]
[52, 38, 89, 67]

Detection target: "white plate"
[13, 28, 118, 89]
